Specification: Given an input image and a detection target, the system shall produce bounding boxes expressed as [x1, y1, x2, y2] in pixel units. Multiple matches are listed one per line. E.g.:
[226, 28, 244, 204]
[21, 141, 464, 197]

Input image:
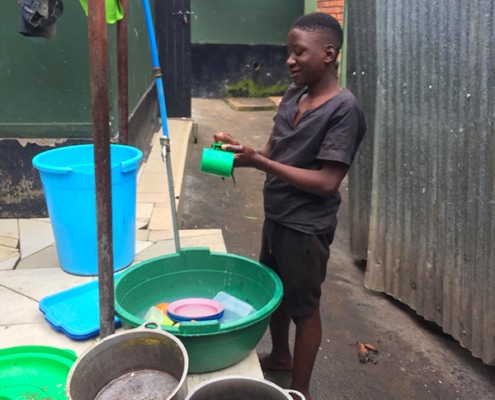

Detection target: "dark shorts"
[259, 219, 336, 318]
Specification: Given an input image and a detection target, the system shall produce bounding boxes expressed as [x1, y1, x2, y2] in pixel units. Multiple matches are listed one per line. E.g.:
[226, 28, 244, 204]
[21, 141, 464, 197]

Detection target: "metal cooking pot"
[66, 323, 188, 400]
[185, 375, 305, 400]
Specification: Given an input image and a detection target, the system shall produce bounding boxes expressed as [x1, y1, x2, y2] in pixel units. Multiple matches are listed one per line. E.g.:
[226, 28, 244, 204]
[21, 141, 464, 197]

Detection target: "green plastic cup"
[200, 143, 235, 178]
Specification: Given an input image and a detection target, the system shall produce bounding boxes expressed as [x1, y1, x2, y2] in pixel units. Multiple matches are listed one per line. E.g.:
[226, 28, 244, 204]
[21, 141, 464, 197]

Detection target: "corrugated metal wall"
[346, 0, 495, 365]
[346, 2, 376, 261]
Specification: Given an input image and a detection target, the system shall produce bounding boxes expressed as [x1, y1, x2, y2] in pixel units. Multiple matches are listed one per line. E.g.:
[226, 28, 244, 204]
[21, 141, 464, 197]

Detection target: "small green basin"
[0, 345, 77, 399]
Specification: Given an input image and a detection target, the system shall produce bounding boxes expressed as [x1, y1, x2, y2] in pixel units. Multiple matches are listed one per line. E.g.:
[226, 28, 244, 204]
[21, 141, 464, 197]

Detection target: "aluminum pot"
[185, 375, 305, 400]
[66, 323, 188, 400]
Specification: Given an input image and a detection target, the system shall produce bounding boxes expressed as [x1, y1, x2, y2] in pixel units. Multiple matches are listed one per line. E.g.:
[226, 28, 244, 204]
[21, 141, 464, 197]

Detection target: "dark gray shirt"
[263, 84, 366, 234]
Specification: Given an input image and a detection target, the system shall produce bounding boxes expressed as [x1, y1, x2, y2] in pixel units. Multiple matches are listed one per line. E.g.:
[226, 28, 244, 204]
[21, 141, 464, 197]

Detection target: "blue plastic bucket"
[32, 144, 143, 276]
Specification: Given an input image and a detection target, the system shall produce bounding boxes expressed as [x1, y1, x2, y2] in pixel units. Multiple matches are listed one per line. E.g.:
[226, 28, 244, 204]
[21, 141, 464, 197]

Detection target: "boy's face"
[286, 28, 336, 87]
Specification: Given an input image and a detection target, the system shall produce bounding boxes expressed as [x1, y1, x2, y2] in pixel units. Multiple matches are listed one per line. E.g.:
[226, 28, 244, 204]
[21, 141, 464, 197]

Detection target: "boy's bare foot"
[258, 352, 294, 371]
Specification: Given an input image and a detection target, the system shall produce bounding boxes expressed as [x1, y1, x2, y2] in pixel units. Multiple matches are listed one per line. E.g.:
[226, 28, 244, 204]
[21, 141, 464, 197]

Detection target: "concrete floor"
[181, 98, 495, 400]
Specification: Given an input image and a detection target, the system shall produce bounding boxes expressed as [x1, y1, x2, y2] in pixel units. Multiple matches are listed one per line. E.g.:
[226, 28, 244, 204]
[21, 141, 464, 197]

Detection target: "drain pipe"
[141, 0, 181, 252]
[117, 0, 129, 145]
[87, 0, 115, 338]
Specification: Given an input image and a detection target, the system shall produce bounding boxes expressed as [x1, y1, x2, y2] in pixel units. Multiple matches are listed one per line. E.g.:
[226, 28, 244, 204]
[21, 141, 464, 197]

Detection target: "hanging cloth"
[18, 0, 64, 40]
[78, 0, 124, 24]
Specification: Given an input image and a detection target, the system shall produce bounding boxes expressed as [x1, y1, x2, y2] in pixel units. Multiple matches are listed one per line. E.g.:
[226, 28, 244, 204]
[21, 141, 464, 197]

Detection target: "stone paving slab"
[224, 97, 277, 111]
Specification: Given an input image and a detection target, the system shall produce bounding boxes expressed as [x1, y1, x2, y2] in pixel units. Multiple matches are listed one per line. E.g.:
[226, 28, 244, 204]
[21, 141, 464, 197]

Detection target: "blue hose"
[140, 0, 181, 252]
[141, 0, 169, 138]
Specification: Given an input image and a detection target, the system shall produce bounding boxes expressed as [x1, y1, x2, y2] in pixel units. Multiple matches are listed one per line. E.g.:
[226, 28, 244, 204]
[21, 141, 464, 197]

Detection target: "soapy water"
[94, 370, 180, 400]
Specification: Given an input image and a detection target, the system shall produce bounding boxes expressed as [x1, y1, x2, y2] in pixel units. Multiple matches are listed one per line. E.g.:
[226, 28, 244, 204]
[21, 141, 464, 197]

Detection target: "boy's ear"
[324, 44, 338, 64]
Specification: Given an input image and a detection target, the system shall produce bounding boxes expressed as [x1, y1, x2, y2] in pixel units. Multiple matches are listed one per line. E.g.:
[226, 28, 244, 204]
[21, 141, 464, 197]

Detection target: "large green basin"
[114, 247, 283, 373]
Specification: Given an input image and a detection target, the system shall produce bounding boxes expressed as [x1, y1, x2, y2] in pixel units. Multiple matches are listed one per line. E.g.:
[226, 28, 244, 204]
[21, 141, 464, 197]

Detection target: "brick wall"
[317, 0, 345, 26]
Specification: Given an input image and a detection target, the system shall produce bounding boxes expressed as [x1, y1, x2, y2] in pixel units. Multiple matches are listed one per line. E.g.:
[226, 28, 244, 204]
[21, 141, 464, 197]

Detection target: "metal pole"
[117, 0, 129, 144]
[88, 0, 115, 338]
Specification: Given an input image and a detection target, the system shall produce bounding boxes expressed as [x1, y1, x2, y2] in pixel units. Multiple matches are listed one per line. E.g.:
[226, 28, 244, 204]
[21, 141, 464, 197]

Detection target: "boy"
[215, 12, 366, 400]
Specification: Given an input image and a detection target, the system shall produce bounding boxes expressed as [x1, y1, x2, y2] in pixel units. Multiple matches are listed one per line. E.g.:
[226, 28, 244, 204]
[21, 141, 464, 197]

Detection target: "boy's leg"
[258, 219, 334, 395]
[259, 300, 293, 370]
[258, 220, 293, 369]
[291, 307, 322, 399]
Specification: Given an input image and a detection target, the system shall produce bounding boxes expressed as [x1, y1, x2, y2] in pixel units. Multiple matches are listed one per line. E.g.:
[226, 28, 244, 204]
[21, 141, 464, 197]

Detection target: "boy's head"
[286, 13, 343, 86]
[291, 12, 343, 56]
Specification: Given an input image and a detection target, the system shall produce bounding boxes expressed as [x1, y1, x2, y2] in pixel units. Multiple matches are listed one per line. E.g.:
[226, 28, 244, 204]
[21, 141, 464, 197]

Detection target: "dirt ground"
[180, 98, 495, 400]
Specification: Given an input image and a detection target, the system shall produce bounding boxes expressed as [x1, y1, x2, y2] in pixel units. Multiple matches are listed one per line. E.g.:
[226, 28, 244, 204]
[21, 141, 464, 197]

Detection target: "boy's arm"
[217, 131, 348, 197]
[253, 157, 348, 197]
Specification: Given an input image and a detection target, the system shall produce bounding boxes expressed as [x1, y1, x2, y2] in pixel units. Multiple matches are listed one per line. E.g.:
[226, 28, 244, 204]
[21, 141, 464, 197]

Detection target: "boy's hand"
[214, 132, 239, 145]
[213, 132, 258, 168]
